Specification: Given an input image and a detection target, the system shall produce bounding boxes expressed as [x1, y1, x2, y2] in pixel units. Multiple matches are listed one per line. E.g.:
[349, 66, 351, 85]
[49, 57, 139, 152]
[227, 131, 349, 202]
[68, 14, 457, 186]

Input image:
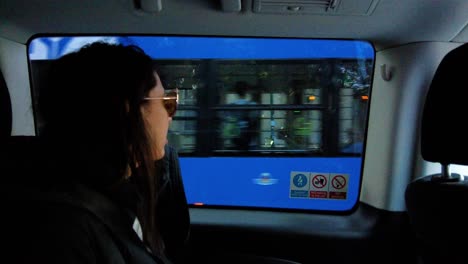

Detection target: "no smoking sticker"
[328, 174, 349, 199]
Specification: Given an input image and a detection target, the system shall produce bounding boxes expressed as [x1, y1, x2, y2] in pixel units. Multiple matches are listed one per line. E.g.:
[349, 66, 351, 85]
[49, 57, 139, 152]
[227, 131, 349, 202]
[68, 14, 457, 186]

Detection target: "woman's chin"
[153, 149, 165, 161]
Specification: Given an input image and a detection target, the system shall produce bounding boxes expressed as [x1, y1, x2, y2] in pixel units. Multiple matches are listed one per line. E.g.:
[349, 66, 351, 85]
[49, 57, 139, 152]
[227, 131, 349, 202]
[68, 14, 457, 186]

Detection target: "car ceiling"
[0, 0, 467, 51]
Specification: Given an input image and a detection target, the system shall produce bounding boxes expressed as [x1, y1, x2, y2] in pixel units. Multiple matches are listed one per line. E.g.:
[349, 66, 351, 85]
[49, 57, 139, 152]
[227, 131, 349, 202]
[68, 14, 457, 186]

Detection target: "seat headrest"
[421, 43, 468, 165]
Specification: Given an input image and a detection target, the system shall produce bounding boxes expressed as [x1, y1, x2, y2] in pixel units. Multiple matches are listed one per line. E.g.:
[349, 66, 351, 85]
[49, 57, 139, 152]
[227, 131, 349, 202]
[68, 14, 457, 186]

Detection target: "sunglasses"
[144, 90, 179, 117]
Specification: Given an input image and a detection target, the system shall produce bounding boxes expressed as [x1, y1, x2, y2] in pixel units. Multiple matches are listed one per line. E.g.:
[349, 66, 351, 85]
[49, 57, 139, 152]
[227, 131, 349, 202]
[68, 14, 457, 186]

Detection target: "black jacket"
[3, 139, 190, 264]
[19, 183, 164, 264]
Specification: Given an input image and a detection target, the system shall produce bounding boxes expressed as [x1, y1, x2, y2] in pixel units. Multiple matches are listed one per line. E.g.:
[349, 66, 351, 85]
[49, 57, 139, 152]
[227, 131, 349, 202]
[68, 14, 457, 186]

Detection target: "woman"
[22, 42, 184, 263]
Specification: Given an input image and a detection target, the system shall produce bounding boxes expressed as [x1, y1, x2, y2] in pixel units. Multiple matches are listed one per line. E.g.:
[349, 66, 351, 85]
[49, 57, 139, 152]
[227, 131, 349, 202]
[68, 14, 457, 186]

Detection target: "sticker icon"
[332, 175, 346, 189]
[290, 172, 310, 198]
[329, 174, 349, 199]
[310, 173, 329, 199]
[293, 174, 308, 188]
[312, 175, 327, 189]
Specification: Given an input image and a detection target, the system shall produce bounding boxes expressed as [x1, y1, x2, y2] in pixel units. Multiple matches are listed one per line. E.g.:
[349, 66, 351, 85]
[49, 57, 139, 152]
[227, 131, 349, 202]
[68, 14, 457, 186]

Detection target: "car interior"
[405, 42, 468, 264]
[1, 1, 468, 264]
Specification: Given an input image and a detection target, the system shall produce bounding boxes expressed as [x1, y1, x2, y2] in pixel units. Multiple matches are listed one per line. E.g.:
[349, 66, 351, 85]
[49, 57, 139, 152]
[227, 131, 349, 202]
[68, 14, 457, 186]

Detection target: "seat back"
[405, 42, 468, 264]
[0, 70, 12, 141]
[1, 136, 48, 189]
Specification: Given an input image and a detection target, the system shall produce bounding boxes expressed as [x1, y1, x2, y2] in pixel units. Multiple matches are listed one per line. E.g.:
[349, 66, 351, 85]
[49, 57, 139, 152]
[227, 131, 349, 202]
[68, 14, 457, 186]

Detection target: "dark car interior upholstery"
[405, 42, 468, 264]
[0, 70, 12, 141]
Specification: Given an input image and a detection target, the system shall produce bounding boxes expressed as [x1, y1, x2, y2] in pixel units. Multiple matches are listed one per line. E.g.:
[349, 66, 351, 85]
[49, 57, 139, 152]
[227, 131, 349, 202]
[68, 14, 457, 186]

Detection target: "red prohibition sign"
[312, 175, 327, 189]
[332, 175, 346, 189]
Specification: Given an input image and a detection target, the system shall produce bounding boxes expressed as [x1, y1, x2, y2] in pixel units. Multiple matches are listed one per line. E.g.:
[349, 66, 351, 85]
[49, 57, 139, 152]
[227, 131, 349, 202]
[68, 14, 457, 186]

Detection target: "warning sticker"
[289, 172, 350, 200]
[328, 174, 349, 200]
[289, 172, 310, 198]
[309, 173, 329, 199]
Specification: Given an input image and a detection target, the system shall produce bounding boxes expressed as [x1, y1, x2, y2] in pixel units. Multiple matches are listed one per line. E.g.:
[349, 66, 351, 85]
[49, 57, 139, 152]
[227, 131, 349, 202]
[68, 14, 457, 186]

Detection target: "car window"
[28, 35, 374, 212]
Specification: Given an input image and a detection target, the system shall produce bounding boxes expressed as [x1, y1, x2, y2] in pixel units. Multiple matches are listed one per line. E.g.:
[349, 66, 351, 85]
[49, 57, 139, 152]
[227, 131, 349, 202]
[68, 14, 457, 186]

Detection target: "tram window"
[156, 59, 372, 157]
[28, 36, 374, 212]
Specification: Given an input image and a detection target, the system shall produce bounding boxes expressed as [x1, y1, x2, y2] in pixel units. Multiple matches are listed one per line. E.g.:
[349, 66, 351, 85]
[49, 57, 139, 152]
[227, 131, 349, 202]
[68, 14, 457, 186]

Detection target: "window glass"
[28, 36, 374, 212]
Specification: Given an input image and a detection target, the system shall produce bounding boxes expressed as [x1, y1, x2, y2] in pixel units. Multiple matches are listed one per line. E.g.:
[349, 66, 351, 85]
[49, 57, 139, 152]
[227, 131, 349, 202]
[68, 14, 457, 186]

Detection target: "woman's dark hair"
[39, 41, 164, 254]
